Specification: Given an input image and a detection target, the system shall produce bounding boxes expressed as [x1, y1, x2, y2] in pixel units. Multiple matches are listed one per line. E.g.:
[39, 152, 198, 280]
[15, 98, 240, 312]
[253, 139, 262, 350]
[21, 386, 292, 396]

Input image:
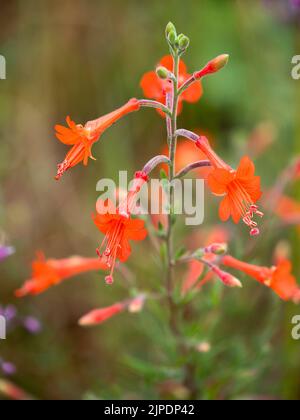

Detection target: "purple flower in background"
[0, 304, 42, 334]
[0, 305, 17, 323]
[263, 0, 300, 23]
[0, 360, 17, 376]
[290, 0, 300, 10]
[23, 316, 42, 334]
[0, 307, 42, 377]
[0, 246, 15, 262]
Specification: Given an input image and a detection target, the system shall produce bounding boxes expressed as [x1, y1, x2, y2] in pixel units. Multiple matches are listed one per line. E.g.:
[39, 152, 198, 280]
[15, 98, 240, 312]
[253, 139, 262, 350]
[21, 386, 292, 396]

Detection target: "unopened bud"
[195, 342, 211, 353]
[128, 296, 145, 313]
[178, 35, 190, 50]
[195, 54, 229, 79]
[209, 54, 229, 72]
[168, 30, 177, 45]
[220, 272, 242, 288]
[213, 265, 242, 288]
[166, 22, 177, 37]
[206, 243, 228, 255]
[156, 66, 169, 80]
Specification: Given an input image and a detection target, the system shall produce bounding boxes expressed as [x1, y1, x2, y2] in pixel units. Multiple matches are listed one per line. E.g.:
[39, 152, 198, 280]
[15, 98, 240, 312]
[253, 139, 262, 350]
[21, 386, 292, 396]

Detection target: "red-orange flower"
[94, 173, 148, 284]
[15, 253, 109, 297]
[54, 98, 140, 180]
[222, 255, 300, 302]
[182, 260, 214, 295]
[79, 295, 145, 326]
[274, 195, 300, 226]
[196, 137, 263, 235]
[79, 303, 125, 326]
[140, 55, 202, 116]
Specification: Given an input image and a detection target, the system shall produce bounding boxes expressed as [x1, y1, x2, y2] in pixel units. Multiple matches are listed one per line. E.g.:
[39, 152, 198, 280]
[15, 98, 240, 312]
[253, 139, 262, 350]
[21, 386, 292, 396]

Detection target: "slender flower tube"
[222, 255, 300, 302]
[94, 171, 149, 285]
[79, 302, 125, 326]
[15, 253, 109, 297]
[205, 261, 242, 288]
[79, 295, 145, 326]
[54, 98, 140, 180]
[176, 130, 263, 235]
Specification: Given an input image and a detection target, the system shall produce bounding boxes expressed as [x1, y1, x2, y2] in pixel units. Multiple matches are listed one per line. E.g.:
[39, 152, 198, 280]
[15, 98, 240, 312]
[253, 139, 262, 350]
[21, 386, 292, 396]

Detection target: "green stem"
[165, 52, 198, 398]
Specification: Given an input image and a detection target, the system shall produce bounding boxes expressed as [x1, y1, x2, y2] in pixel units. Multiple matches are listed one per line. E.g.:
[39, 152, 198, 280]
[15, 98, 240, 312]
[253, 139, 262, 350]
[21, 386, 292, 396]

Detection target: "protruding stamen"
[105, 275, 114, 285]
[104, 248, 111, 257]
[55, 159, 70, 180]
[250, 228, 260, 236]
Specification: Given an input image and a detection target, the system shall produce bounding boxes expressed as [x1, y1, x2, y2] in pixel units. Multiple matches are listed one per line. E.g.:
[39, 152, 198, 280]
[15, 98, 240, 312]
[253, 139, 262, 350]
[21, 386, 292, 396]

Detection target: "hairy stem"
[165, 52, 198, 398]
[139, 99, 172, 117]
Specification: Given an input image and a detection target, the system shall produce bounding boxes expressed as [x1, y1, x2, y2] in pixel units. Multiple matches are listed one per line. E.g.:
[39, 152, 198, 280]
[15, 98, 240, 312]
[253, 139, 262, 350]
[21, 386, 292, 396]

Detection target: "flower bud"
[168, 30, 177, 45]
[212, 265, 242, 288]
[195, 342, 211, 353]
[220, 271, 242, 288]
[178, 35, 190, 50]
[209, 54, 229, 72]
[156, 66, 169, 80]
[128, 295, 145, 313]
[206, 243, 228, 255]
[165, 22, 177, 37]
[195, 54, 229, 79]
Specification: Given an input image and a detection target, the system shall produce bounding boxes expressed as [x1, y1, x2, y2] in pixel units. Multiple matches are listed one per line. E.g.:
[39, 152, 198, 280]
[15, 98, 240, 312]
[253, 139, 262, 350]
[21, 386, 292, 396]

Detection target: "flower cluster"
[16, 21, 299, 337]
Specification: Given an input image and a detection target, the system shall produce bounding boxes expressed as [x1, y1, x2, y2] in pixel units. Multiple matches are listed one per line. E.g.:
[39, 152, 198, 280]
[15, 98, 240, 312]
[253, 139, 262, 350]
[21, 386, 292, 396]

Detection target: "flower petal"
[55, 126, 81, 145]
[118, 237, 132, 262]
[240, 176, 262, 203]
[208, 169, 234, 195]
[270, 260, 298, 300]
[160, 55, 187, 74]
[125, 219, 148, 241]
[181, 81, 203, 103]
[236, 156, 255, 179]
[79, 303, 125, 326]
[140, 71, 164, 101]
[219, 195, 231, 221]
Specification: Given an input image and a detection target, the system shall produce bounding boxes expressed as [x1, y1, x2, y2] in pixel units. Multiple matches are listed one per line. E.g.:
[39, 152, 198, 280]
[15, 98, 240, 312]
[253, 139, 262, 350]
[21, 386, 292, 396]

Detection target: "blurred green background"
[0, 0, 300, 400]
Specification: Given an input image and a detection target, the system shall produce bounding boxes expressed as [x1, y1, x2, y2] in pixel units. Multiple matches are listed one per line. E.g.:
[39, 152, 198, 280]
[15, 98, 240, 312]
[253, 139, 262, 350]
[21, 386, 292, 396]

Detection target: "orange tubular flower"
[15, 253, 109, 297]
[222, 255, 300, 302]
[94, 172, 148, 285]
[195, 136, 263, 235]
[79, 295, 145, 326]
[54, 98, 140, 180]
[79, 303, 125, 326]
[140, 55, 202, 116]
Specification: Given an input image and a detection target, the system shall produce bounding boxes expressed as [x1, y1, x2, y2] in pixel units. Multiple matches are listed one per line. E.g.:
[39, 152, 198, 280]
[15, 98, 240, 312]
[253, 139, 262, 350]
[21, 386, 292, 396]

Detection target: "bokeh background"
[0, 0, 300, 400]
